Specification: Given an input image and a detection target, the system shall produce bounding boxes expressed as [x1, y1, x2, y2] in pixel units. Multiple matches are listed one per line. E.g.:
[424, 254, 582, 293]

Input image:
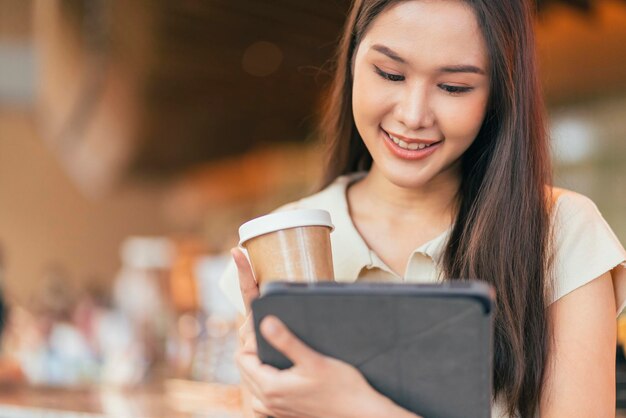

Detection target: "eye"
[439, 84, 474, 96]
[373, 65, 404, 82]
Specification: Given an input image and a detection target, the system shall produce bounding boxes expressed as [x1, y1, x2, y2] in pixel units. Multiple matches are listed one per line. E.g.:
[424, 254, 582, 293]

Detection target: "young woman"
[219, 0, 626, 416]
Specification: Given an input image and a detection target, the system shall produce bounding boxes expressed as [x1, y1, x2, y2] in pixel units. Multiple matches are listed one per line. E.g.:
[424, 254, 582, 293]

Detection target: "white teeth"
[388, 132, 433, 150]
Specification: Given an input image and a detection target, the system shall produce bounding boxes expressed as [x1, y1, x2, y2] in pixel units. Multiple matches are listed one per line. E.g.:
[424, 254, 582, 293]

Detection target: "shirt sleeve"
[551, 192, 626, 316]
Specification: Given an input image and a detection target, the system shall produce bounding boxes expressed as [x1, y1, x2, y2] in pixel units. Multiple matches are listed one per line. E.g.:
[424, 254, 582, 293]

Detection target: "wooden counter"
[0, 380, 242, 418]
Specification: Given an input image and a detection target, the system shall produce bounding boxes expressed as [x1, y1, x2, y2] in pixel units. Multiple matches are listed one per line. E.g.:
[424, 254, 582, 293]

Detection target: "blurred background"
[0, 0, 625, 416]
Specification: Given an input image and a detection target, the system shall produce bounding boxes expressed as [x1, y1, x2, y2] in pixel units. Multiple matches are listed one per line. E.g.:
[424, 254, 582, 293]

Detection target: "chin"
[379, 165, 434, 190]
[391, 177, 432, 190]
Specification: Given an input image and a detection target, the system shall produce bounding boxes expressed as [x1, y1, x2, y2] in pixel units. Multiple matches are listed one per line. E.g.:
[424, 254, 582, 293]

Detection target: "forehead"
[360, 0, 488, 70]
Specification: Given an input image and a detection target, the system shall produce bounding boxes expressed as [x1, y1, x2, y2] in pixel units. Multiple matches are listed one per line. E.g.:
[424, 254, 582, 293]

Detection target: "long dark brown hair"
[317, 0, 554, 416]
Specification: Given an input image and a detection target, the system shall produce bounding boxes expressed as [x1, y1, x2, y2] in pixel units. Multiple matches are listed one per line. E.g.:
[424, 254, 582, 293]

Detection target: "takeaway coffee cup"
[238, 209, 335, 288]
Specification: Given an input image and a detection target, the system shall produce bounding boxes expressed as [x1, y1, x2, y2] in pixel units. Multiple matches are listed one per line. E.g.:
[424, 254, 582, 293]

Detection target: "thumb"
[260, 315, 322, 369]
[231, 247, 259, 314]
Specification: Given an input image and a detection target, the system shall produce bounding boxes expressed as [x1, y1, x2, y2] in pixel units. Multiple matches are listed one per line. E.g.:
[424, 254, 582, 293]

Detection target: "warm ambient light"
[551, 116, 595, 164]
[241, 41, 283, 77]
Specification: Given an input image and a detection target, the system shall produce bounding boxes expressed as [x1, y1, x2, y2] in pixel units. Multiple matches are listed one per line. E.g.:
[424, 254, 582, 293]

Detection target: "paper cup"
[238, 209, 335, 287]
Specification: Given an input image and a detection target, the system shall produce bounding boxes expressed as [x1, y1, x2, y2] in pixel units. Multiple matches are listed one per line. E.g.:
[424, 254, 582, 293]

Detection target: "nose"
[393, 83, 435, 131]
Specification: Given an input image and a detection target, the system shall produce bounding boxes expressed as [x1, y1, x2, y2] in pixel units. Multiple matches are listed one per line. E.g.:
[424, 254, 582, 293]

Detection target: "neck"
[352, 164, 461, 228]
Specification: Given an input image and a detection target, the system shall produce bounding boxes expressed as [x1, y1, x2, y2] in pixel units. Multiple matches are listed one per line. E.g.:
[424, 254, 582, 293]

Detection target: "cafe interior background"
[0, 0, 625, 416]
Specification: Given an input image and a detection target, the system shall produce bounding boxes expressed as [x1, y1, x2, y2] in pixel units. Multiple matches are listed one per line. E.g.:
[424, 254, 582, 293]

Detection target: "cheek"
[352, 71, 392, 129]
[436, 95, 488, 145]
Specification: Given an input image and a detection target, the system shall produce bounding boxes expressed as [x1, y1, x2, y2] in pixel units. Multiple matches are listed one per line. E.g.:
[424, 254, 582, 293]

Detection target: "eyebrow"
[438, 64, 486, 75]
[370, 44, 486, 75]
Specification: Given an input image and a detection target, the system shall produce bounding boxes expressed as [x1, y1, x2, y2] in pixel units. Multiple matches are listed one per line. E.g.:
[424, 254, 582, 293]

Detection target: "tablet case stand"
[252, 281, 493, 418]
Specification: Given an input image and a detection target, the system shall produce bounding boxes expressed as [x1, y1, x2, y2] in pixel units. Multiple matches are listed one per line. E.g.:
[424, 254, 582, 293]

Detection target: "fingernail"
[261, 316, 280, 337]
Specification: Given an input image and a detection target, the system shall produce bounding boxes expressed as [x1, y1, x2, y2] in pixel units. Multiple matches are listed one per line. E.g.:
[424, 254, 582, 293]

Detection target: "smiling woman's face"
[352, 0, 490, 190]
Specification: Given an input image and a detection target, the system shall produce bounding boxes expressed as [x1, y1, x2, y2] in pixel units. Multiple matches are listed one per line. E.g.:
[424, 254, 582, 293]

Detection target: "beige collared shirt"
[219, 172, 626, 417]
[220, 173, 451, 308]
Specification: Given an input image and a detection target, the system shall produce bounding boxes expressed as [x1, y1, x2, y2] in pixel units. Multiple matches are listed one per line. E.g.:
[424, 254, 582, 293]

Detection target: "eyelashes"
[372, 65, 474, 96]
[374, 65, 405, 82]
[440, 85, 473, 95]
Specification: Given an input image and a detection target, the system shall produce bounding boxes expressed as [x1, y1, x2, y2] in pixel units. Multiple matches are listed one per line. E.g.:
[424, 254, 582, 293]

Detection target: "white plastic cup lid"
[238, 209, 334, 246]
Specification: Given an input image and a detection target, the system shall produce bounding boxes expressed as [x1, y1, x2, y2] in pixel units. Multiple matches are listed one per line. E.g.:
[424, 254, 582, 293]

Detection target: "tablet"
[252, 280, 494, 418]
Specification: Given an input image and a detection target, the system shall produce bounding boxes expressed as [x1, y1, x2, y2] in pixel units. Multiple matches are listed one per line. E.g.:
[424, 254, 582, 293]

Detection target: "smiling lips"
[382, 128, 441, 150]
[381, 127, 443, 160]
[380, 127, 444, 161]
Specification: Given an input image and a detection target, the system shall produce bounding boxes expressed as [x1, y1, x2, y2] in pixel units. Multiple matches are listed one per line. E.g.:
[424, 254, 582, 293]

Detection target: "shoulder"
[549, 187, 619, 246]
[548, 187, 626, 314]
[551, 187, 600, 221]
[271, 173, 361, 214]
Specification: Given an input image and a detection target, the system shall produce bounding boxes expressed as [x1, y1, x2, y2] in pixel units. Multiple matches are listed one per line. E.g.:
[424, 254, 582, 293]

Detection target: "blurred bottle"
[169, 239, 202, 314]
[110, 236, 174, 385]
[166, 238, 204, 379]
[192, 253, 239, 384]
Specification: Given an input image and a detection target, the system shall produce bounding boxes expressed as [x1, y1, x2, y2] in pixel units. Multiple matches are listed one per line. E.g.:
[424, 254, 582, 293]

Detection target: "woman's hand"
[240, 314, 413, 418]
[231, 247, 418, 418]
[231, 247, 258, 350]
[231, 247, 267, 417]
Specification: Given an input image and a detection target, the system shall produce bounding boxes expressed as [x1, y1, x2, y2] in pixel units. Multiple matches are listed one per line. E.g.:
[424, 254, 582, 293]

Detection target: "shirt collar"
[310, 172, 451, 280]
[414, 227, 451, 265]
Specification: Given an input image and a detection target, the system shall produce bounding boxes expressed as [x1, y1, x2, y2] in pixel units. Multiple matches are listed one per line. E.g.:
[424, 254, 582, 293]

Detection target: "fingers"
[240, 372, 273, 418]
[231, 247, 259, 314]
[251, 397, 273, 417]
[240, 368, 268, 409]
[238, 346, 279, 383]
[240, 318, 258, 354]
[238, 355, 283, 418]
[239, 314, 255, 343]
[237, 348, 284, 416]
[260, 315, 323, 370]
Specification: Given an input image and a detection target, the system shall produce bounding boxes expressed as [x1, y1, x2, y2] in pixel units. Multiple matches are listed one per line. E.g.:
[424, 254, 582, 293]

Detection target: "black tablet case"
[252, 281, 494, 418]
